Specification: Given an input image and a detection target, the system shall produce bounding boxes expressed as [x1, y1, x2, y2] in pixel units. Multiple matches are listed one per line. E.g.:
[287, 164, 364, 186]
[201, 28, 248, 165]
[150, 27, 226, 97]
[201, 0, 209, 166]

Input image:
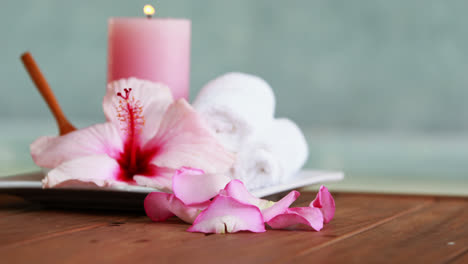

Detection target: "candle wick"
[143, 4, 155, 19]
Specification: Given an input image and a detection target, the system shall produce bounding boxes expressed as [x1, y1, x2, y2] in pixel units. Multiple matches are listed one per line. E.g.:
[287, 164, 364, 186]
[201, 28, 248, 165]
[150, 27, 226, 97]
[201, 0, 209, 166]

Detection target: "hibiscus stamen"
[117, 88, 132, 100]
[115, 88, 146, 180]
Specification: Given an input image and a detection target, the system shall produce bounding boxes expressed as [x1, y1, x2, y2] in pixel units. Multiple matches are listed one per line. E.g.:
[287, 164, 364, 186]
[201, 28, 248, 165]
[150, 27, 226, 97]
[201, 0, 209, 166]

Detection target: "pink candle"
[107, 15, 191, 100]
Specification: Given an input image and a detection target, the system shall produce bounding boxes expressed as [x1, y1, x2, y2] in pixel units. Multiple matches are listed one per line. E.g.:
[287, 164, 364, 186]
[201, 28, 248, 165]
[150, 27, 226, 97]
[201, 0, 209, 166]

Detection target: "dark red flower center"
[115, 88, 154, 182]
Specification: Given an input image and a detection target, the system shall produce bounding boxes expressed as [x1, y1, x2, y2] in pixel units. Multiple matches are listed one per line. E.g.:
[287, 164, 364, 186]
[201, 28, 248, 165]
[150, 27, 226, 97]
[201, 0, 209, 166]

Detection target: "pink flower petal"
[104, 78, 174, 145]
[42, 154, 124, 188]
[222, 180, 274, 210]
[144, 192, 209, 224]
[133, 166, 175, 192]
[144, 192, 174, 222]
[267, 207, 324, 231]
[31, 123, 123, 169]
[139, 102, 172, 143]
[310, 185, 336, 224]
[173, 167, 231, 205]
[145, 99, 235, 175]
[262, 190, 300, 222]
[187, 195, 266, 234]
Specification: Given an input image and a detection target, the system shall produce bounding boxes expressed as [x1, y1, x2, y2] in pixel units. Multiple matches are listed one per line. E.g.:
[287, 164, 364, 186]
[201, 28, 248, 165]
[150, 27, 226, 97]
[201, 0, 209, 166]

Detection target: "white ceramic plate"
[0, 170, 343, 211]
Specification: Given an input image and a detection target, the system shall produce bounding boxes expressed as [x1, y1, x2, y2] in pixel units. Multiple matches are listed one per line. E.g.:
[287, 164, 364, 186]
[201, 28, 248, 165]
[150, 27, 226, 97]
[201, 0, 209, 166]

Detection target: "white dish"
[0, 170, 344, 211]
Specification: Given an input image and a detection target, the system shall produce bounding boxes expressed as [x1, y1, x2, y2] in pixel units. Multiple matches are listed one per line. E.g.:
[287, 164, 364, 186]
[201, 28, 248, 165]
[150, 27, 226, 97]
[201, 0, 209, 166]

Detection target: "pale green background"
[1, 0, 467, 194]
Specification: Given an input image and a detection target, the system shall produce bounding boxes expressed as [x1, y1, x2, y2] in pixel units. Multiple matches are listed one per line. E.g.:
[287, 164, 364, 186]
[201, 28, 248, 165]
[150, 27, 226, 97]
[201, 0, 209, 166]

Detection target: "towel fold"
[193, 72, 275, 153]
[231, 118, 309, 190]
[230, 139, 282, 190]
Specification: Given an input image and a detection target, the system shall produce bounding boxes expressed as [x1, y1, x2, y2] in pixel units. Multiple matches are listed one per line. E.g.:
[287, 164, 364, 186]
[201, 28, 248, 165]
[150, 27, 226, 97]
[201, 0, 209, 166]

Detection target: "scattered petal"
[222, 180, 274, 210]
[144, 192, 209, 223]
[310, 185, 336, 224]
[267, 207, 324, 231]
[262, 190, 300, 222]
[188, 195, 266, 234]
[144, 192, 174, 222]
[173, 167, 231, 205]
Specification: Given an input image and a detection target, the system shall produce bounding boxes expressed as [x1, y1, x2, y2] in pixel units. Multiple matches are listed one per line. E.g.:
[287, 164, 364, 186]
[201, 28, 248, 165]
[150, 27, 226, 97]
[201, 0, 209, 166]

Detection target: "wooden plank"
[0, 196, 140, 248]
[0, 217, 202, 264]
[290, 197, 468, 264]
[448, 250, 468, 264]
[0, 193, 432, 264]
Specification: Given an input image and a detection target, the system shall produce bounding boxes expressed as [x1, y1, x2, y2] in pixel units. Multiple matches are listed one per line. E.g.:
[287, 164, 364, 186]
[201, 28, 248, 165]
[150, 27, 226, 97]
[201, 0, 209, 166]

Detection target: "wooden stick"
[21, 52, 76, 135]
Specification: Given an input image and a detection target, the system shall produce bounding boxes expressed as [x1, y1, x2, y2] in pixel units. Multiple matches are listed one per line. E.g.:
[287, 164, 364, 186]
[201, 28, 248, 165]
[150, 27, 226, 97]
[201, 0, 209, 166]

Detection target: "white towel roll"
[266, 118, 309, 180]
[193, 72, 276, 153]
[231, 118, 309, 190]
[231, 139, 282, 190]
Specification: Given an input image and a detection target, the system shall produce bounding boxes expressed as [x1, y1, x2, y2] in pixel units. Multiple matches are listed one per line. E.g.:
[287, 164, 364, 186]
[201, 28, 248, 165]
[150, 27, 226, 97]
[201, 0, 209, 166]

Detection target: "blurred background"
[1, 0, 467, 195]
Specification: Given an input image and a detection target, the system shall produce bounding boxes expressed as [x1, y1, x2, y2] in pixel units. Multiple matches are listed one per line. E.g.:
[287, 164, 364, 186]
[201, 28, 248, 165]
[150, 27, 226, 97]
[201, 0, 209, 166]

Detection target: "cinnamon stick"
[21, 52, 76, 135]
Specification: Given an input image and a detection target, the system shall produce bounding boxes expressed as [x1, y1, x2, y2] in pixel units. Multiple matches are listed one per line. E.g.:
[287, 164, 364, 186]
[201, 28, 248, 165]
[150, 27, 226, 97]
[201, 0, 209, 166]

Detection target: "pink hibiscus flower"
[30, 78, 234, 190]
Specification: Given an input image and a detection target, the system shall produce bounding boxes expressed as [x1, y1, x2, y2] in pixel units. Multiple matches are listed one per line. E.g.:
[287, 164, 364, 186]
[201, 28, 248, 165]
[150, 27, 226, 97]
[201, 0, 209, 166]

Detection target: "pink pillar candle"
[107, 18, 191, 100]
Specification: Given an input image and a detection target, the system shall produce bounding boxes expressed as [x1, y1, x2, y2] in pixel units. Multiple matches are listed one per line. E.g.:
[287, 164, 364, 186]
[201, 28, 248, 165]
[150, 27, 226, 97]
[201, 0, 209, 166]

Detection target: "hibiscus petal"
[103, 78, 174, 144]
[173, 167, 231, 205]
[144, 192, 209, 224]
[262, 190, 300, 222]
[133, 166, 175, 192]
[145, 99, 234, 174]
[187, 195, 266, 234]
[222, 180, 274, 210]
[310, 185, 336, 224]
[31, 123, 123, 169]
[267, 207, 324, 231]
[43, 154, 124, 188]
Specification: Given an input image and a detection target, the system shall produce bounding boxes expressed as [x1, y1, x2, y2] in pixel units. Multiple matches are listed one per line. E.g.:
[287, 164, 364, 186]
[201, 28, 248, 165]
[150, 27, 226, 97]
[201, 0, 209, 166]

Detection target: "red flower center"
[115, 88, 154, 182]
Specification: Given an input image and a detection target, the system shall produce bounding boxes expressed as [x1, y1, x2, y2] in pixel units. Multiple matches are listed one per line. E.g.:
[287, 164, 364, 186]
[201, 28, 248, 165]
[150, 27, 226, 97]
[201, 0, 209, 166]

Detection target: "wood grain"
[289, 197, 468, 264]
[0, 192, 465, 264]
[0, 196, 140, 248]
[449, 251, 468, 264]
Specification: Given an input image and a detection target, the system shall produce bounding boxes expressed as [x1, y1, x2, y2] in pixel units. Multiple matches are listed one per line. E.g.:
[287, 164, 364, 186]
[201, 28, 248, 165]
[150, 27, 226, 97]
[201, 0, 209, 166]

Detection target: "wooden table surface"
[1, 191, 467, 264]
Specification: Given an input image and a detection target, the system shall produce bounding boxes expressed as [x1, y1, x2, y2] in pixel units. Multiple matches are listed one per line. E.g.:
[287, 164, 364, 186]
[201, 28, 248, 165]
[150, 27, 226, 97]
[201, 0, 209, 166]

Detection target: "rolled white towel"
[231, 118, 309, 190]
[193, 72, 276, 153]
[231, 139, 282, 190]
[267, 118, 309, 181]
